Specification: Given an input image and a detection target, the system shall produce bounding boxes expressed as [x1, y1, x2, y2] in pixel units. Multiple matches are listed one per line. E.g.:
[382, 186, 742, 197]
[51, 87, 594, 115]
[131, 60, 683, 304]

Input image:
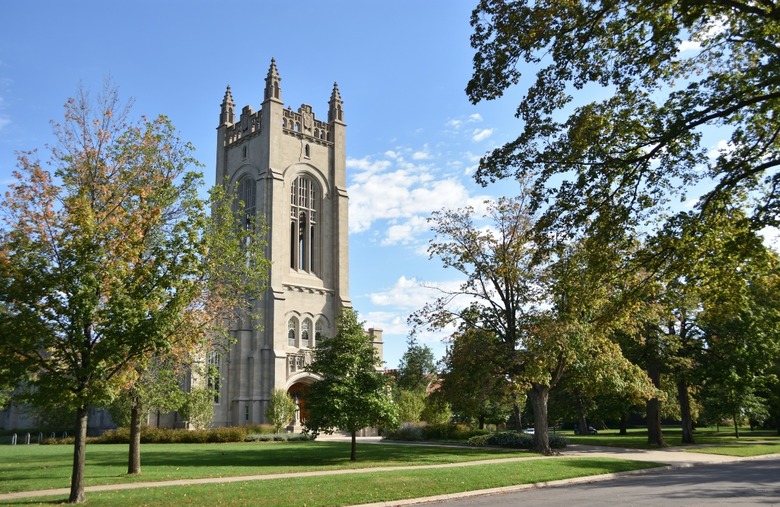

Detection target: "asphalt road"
[428, 456, 780, 506]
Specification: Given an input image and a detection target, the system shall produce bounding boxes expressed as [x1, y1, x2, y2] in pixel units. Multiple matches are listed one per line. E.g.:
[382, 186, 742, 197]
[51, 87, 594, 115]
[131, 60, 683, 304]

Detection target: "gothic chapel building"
[211, 60, 383, 427]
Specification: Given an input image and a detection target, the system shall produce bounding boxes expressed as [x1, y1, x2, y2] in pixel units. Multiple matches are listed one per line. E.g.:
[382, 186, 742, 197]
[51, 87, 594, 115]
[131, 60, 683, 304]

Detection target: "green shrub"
[384, 425, 426, 441]
[244, 432, 313, 442]
[92, 426, 250, 444]
[385, 423, 488, 442]
[467, 431, 569, 449]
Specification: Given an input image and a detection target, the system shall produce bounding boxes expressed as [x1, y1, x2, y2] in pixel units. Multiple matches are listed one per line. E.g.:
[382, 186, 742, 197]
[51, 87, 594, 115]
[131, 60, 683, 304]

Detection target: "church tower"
[212, 59, 362, 427]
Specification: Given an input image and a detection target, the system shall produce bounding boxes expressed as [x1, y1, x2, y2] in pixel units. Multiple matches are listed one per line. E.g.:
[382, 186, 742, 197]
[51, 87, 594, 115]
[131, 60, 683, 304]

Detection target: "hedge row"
[384, 423, 489, 442]
[467, 431, 569, 449]
[245, 433, 313, 442]
[41, 425, 293, 444]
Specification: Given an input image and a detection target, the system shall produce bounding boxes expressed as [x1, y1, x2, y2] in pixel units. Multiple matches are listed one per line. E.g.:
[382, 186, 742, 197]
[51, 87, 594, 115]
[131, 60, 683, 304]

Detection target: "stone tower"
[211, 60, 374, 427]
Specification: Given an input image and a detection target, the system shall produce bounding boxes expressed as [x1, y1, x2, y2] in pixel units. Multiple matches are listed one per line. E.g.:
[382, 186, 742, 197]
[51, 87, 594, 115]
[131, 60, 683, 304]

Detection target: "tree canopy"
[0, 85, 268, 503]
[468, 0, 780, 234]
[304, 309, 398, 460]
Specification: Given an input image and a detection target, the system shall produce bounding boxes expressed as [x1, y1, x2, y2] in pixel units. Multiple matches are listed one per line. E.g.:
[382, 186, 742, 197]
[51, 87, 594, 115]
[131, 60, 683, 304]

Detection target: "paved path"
[0, 438, 775, 504]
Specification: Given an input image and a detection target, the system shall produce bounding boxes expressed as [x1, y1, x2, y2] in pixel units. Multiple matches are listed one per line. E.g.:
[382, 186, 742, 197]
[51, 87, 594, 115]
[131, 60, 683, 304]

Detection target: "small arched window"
[242, 145, 248, 159]
[304, 144, 310, 158]
[288, 318, 298, 347]
[302, 319, 311, 347]
[314, 320, 323, 347]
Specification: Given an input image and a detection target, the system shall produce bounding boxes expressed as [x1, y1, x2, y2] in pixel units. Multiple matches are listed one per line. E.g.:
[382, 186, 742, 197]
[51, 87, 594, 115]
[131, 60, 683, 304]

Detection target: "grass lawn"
[0, 441, 523, 494]
[564, 426, 780, 449]
[0, 457, 662, 506]
[683, 442, 780, 457]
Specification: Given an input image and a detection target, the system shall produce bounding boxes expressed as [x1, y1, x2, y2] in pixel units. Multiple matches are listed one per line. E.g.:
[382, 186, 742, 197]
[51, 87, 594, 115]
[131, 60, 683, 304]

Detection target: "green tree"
[699, 249, 780, 436]
[413, 194, 650, 453]
[265, 388, 296, 433]
[304, 309, 398, 460]
[395, 389, 427, 424]
[396, 336, 437, 393]
[0, 85, 268, 502]
[467, 0, 780, 237]
[106, 357, 188, 474]
[437, 327, 517, 429]
[180, 387, 216, 430]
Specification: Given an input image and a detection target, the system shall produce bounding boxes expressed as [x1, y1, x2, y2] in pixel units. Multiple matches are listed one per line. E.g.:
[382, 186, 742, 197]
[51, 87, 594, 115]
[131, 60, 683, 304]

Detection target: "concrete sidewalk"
[0, 439, 773, 503]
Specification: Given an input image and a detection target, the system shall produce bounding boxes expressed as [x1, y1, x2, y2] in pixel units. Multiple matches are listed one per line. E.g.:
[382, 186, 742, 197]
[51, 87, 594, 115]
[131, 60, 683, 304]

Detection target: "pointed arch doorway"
[287, 381, 312, 428]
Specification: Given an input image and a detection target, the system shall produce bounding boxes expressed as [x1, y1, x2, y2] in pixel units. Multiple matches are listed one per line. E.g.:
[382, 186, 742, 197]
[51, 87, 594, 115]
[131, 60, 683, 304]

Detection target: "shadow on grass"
[86, 441, 518, 470]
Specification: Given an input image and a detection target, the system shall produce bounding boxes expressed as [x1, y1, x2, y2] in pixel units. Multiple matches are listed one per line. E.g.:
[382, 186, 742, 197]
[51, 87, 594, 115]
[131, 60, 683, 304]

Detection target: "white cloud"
[759, 226, 780, 251]
[471, 128, 493, 142]
[382, 216, 430, 246]
[468, 113, 483, 123]
[679, 40, 701, 52]
[0, 115, 9, 131]
[446, 119, 462, 129]
[707, 139, 735, 160]
[679, 17, 726, 53]
[370, 275, 464, 310]
[412, 145, 432, 160]
[347, 151, 492, 244]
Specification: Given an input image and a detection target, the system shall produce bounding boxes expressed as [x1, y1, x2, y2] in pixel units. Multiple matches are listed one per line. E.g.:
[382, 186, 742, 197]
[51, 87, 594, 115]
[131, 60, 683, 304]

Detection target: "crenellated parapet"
[281, 104, 332, 145]
[223, 106, 263, 148]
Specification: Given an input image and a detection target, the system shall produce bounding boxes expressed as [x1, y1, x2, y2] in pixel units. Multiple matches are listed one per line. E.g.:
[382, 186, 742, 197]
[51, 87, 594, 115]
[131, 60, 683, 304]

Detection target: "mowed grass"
[0, 441, 522, 494]
[0, 457, 662, 507]
[565, 426, 780, 449]
[684, 442, 780, 457]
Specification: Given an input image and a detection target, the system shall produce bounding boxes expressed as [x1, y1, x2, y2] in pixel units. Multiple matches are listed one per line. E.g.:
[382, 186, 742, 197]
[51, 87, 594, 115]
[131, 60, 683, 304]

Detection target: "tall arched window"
[290, 176, 319, 274]
[302, 319, 311, 347]
[207, 352, 221, 404]
[288, 318, 298, 347]
[236, 176, 256, 230]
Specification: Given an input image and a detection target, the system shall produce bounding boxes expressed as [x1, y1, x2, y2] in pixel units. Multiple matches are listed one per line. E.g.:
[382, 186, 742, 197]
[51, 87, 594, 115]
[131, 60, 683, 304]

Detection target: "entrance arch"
[287, 380, 313, 426]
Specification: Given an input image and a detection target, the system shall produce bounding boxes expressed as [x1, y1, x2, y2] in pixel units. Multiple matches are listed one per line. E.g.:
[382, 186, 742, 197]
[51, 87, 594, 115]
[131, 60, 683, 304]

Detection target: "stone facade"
[211, 60, 383, 427]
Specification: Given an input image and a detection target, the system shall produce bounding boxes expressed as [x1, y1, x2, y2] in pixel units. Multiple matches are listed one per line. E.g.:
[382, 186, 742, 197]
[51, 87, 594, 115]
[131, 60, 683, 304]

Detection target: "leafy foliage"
[304, 309, 398, 460]
[413, 194, 652, 453]
[0, 84, 268, 502]
[468, 0, 780, 234]
[265, 388, 297, 433]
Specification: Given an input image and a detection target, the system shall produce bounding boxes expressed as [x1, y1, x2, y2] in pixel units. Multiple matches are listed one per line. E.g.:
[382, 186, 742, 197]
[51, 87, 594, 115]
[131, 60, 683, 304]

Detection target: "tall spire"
[328, 82, 344, 123]
[220, 85, 235, 125]
[264, 58, 282, 102]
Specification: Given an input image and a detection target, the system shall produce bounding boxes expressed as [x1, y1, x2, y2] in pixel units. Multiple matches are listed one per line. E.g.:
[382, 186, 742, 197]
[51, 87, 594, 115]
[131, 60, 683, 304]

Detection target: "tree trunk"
[619, 413, 628, 435]
[733, 413, 740, 438]
[575, 390, 588, 436]
[69, 405, 89, 503]
[128, 396, 142, 474]
[478, 415, 485, 430]
[646, 364, 667, 447]
[350, 430, 357, 461]
[528, 384, 552, 455]
[677, 377, 695, 444]
[511, 396, 522, 431]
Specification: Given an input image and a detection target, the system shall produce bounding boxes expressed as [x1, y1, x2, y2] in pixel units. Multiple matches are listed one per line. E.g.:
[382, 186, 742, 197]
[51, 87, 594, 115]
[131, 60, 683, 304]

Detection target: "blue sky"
[0, 1, 526, 368]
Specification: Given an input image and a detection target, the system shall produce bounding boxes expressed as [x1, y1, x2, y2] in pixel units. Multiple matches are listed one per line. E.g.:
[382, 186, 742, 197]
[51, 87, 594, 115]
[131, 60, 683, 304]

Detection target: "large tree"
[468, 0, 780, 237]
[437, 326, 518, 429]
[413, 194, 650, 453]
[304, 309, 398, 461]
[0, 85, 268, 503]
